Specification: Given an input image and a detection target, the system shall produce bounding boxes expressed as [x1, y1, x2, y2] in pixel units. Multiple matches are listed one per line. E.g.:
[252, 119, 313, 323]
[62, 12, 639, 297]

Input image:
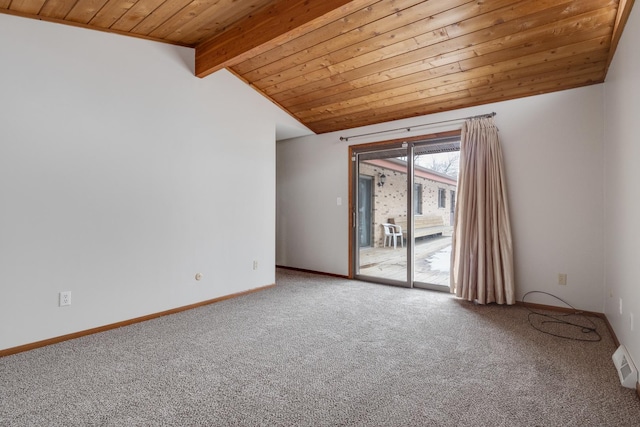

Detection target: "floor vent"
[612, 345, 638, 389]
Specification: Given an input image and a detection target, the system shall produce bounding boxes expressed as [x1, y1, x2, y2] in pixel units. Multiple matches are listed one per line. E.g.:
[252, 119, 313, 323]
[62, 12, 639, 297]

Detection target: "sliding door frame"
[348, 130, 461, 282]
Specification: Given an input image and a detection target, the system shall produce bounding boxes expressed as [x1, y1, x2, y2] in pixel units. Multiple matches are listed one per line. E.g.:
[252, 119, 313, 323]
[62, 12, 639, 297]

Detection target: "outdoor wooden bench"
[390, 215, 447, 239]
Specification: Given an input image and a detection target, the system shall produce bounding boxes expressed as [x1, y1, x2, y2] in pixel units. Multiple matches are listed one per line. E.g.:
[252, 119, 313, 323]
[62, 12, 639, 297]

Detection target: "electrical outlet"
[59, 291, 71, 307]
[253, 260, 258, 270]
[558, 273, 567, 286]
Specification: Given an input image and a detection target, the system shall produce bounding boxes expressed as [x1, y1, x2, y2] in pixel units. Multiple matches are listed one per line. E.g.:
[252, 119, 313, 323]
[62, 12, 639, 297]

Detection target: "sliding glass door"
[352, 136, 460, 290]
[354, 146, 409, 287]
[411, 142, 459, 291]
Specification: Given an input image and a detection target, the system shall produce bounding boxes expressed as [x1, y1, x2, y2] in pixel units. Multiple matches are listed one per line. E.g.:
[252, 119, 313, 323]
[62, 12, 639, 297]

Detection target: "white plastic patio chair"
[382, 223, 403, 248]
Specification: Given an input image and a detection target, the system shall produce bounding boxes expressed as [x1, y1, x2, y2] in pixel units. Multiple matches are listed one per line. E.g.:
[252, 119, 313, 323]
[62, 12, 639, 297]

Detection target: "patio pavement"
[358, 235, 452, 286]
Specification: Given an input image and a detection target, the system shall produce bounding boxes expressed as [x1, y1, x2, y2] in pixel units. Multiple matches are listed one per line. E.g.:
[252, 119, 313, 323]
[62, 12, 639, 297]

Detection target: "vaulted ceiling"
[1, 0, 635, 134]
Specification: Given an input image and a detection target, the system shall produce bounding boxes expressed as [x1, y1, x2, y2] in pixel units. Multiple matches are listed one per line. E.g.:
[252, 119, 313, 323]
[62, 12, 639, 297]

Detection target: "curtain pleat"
[450, 117, 515, 305]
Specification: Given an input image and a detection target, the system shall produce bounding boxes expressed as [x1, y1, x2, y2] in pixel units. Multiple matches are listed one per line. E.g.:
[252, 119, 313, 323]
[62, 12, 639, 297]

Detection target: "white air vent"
[612, 345, 638, 389]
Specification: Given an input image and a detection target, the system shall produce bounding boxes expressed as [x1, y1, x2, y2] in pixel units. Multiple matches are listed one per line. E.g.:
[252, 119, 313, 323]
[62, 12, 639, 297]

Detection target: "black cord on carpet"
[522, 291, 601, 342]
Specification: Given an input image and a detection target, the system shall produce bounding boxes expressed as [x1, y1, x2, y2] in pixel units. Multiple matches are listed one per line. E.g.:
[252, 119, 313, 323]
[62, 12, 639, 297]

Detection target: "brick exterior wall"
[360, 161, 457, 248]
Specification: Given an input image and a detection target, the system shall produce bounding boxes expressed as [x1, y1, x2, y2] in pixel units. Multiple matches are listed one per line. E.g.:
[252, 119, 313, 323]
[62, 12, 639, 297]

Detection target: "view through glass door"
[352, 137, 460, 290]
[412, 141, 460, 291]
[355, 146, 409, 287]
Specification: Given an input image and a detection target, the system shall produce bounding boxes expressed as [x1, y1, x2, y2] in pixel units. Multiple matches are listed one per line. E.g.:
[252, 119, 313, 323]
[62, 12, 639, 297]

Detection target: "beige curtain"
[450, 117, 515, 305]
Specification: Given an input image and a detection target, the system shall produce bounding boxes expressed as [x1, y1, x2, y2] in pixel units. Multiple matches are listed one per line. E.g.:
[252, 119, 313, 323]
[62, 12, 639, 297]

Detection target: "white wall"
[0, 14, 290, 351]
[277, 85, 605, 312]
[603, 5, 640, 372]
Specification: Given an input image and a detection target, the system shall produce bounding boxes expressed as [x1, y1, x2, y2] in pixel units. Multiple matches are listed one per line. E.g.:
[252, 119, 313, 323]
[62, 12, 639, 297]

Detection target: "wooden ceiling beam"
[194, 0, 362, 78]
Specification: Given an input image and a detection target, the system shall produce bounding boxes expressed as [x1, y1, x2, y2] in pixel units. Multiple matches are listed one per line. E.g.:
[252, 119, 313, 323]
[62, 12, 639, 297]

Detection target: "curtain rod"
[339, 112, 496, 142]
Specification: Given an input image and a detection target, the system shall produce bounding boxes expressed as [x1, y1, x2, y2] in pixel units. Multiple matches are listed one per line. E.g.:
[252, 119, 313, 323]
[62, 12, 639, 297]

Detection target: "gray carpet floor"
[1, 269, 639, 426]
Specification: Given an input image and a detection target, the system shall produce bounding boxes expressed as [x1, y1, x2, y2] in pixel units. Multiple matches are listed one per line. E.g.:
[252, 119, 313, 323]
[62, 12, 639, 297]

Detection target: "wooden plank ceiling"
[2, 0, 633, 134]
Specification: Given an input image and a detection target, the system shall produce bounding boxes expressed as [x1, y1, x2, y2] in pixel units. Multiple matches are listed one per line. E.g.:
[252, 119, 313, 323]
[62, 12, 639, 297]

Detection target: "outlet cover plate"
[59, 291, 71, 307]
[558, 274, 567, 286]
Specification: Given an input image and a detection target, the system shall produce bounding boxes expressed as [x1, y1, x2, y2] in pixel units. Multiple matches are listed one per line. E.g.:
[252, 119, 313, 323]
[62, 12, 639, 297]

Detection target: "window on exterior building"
[438, 188, 446, 208]
[414, 183, 423, 214]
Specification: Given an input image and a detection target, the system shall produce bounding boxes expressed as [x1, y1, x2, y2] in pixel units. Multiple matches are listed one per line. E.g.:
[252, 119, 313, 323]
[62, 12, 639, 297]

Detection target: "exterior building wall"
[360, 162, 457, 247]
